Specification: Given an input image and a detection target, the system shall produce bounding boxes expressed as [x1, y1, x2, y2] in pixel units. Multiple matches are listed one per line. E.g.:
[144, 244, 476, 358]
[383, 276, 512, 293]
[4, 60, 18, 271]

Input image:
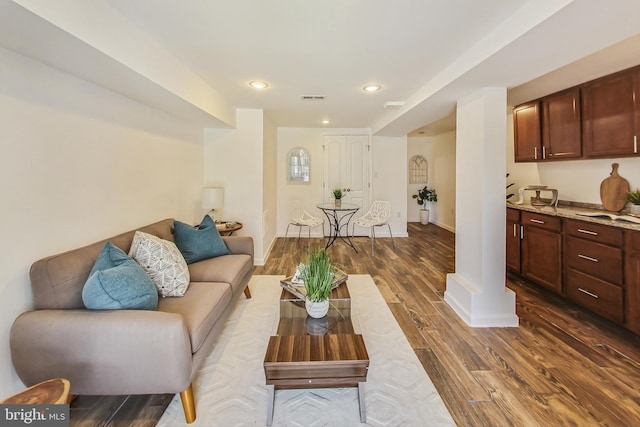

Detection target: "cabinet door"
[522, 225, 562, 293]
[582, 68, 639, 157]
[625, 230, 640, 334]
[542, 88, 582, 160]
[513, 102, 541, 162]
[506, 218, 521, 273]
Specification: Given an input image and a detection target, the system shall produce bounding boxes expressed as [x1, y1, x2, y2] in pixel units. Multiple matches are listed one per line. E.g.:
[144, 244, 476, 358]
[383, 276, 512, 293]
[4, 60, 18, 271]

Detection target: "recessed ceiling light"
[249, 81, 269, 89]
[363, 84, 381, 92]
[322, 120, 330, 124]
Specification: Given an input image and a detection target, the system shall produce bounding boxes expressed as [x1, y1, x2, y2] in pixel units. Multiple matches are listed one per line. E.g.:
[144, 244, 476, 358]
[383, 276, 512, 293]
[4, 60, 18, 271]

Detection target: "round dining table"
[316, 202, 360, 252]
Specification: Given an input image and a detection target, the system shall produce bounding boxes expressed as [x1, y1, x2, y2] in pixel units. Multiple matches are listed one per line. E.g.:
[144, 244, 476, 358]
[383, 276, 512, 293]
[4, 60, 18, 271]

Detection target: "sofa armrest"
[10, 309, 193, 395]
[223, 236, 254, 258]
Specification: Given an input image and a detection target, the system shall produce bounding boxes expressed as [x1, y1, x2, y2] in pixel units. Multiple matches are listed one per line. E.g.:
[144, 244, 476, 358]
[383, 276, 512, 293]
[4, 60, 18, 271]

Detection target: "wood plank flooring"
[70, 223, 640, 426]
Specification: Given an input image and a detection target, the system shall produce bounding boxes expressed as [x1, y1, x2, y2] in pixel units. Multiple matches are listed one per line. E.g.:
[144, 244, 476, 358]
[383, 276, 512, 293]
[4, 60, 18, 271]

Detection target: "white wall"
[0, 47, 204, 396]
[506, 112, 640, 206]
[262, 115, 278, 260]
[276, 128, 408, 237]
[204, 109, 267, 263]
[371, 136, 408, 237]
[277, 128, 349, 237]
[407, 132, 457, 231]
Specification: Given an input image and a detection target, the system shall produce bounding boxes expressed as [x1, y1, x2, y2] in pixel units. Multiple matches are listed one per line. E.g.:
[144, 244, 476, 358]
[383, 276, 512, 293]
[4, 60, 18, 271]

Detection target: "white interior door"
[323, 135, 371, 235]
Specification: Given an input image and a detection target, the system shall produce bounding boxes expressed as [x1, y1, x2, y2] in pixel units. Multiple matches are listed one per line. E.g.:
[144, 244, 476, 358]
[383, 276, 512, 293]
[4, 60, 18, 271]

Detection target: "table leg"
[339, 210, 359, 252]
[358, 382, 366, 423]
[266, 385, 275, 426]
[320, 209, 339, 249]
[320, 208, 359, 252]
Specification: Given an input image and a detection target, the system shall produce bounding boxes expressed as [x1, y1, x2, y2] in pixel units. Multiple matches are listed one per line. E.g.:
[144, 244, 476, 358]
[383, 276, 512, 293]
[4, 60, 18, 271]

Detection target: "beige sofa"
[10, 218, 253, 423]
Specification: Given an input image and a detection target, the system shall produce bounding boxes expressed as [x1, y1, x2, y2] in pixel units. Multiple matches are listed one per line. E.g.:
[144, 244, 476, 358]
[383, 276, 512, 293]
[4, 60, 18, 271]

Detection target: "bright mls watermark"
[1, 405, 69, 426]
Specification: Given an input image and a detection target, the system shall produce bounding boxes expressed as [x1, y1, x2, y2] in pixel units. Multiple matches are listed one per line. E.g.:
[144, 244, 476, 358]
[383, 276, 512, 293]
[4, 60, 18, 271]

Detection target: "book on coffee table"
[280, 268, 348, 300]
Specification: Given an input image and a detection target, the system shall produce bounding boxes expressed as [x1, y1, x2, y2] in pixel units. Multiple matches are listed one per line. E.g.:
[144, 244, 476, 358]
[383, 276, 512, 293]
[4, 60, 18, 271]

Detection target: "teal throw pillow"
[174, 215, 230, 264]
[82, 242, 158, 310]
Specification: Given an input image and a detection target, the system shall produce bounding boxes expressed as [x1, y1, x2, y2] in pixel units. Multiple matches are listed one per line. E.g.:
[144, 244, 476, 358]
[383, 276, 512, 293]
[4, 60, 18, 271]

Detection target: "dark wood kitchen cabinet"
[507, 208, 640, 335]
[541, 88, 582, 160]
[520, 211, 562, 294]
[564, 219, 624, 323]
[513, 102, 541, 162]
[625, 229, 640, 334]
[514, 64, 640, 162]
[506, 208, 521, 272]
[582, 67, 640, 157]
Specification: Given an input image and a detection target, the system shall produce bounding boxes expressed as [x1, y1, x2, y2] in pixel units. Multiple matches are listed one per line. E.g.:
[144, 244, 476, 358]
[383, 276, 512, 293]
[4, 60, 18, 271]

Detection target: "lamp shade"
[202, 187, 224, 210]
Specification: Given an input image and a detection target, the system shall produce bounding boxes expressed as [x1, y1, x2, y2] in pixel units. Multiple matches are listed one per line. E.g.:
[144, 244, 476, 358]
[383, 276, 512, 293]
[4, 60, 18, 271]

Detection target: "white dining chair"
[351, 201, 395, 255]
[284, 201, 323, 247]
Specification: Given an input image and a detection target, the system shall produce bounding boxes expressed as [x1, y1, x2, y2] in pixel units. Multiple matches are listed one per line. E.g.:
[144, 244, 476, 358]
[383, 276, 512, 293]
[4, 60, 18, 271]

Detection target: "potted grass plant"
[332, 188, 343, 207]
[301, 247, 334, 318]
[628, 188, 640, 215]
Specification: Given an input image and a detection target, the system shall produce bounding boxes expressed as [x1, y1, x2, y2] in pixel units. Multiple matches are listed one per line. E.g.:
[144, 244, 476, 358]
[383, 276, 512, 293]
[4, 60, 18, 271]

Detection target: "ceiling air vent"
[300, 95, 325, 101]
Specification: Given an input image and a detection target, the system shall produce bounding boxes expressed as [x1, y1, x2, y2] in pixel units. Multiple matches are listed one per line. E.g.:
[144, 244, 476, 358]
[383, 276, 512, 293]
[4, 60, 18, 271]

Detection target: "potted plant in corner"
[629, 188, 640, 215]
[302, 247, 334, 318]
[332, 188, 343, 207]
[413, 186, 437, 225]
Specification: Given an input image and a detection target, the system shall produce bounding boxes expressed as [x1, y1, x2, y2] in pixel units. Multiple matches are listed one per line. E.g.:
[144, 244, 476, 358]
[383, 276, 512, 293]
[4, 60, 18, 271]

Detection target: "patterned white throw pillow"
[129, 231, 190, 297]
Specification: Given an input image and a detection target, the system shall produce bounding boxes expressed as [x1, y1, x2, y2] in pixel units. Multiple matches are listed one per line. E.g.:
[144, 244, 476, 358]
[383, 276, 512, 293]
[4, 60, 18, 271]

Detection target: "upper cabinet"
[514, 89, 582, 163]
[582, 67, 640, 157]
[513, 64, 640, 163]
[513, 102, 541, 162]
[541, 88, 582, 160]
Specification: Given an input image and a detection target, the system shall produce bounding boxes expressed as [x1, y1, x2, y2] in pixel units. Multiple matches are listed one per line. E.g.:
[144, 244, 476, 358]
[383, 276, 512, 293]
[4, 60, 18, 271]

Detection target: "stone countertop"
[507, 202, 640, 232]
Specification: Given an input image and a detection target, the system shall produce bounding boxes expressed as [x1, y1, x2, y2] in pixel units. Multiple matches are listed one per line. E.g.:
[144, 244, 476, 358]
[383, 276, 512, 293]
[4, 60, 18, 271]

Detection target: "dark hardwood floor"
[70, 222, 640, 426]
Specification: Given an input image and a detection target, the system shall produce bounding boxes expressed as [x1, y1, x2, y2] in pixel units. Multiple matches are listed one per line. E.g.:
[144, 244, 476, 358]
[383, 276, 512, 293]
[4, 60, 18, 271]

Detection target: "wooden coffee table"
[263, 283, 369, 425]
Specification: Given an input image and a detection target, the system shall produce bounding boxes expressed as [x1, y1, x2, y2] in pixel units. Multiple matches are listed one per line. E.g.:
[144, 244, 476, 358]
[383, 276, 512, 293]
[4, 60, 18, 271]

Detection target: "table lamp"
[202, 187, 224, 221]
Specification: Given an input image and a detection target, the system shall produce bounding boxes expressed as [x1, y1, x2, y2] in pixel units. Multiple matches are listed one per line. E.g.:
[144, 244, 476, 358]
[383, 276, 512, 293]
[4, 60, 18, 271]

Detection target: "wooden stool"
[2, 378, 70, 405]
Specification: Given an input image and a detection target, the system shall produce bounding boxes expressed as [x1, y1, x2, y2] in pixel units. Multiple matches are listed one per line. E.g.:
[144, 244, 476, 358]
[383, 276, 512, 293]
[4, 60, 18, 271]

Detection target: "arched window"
[409, 155, 428, 184]
[287, 147, 310, 183]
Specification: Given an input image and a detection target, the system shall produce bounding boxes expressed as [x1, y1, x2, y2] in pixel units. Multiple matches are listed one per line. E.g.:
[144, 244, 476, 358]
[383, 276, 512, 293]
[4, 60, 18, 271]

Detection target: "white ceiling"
[104, 0, 528, 131]
[5, 0, 640, 136]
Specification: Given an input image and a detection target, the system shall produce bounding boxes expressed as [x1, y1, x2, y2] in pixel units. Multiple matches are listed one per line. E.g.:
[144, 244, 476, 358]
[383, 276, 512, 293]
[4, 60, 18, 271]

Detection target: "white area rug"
[157, 275, 455, 426]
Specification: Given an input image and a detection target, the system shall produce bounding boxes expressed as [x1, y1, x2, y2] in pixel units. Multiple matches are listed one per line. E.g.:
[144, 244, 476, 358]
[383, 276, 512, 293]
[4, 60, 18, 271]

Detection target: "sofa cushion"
[188, 254, 253, 295]
[157, 282, 232, 353]
[30, 219, 175, 310]
[129, 231, 190, 297]
[174, 216, 230, 264]
[82, 242, 158, 310]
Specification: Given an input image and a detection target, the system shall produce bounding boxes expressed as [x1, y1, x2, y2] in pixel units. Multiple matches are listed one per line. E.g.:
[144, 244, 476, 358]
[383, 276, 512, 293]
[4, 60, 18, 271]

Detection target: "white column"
[444, 87, 518, 327]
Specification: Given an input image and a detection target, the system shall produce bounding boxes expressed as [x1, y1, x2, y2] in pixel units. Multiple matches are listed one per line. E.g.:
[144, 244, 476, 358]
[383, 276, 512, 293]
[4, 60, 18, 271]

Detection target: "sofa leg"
[244, 286, 252, 299]
[180, 384, 196, 424]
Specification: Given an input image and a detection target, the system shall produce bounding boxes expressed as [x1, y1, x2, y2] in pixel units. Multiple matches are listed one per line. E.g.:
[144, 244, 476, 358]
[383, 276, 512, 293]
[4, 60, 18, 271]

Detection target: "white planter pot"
[305, 299, 329, 318]
[419, 209, 430, 225]
[630, 204, 640, 215]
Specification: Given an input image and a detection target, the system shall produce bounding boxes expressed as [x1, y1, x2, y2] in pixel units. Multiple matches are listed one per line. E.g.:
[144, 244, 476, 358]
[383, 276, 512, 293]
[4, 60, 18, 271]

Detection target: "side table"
[1, 378, 70, 405]
[216, 221, 243, 236]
